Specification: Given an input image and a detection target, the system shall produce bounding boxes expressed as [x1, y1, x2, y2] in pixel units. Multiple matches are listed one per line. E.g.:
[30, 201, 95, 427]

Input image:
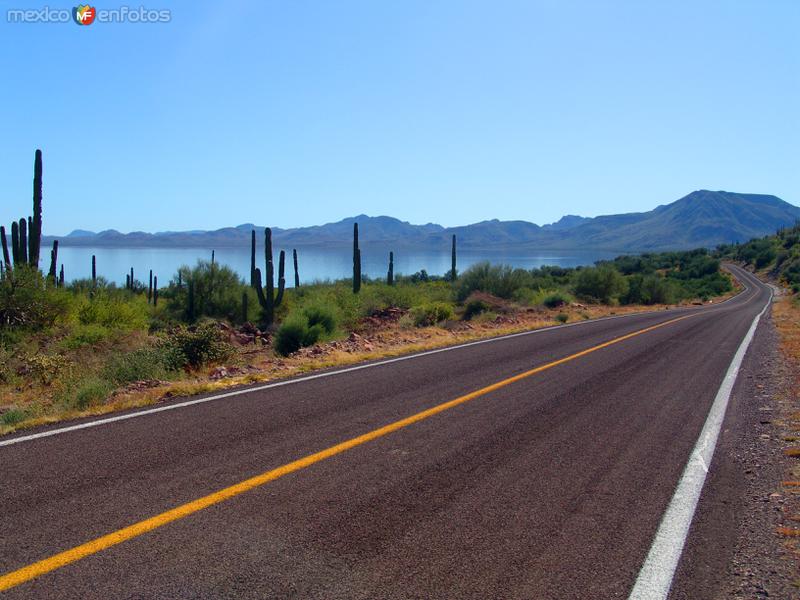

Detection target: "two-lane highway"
[0, 265, 773, 598]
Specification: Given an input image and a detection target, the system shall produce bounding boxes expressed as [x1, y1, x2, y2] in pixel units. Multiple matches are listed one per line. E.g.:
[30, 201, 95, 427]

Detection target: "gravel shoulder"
[670, 289, 800, 598]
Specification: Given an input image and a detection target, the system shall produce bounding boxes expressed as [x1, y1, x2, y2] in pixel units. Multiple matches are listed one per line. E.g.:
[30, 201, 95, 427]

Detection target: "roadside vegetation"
[0, 150, 738, 434]
[0, 248, 735, 434]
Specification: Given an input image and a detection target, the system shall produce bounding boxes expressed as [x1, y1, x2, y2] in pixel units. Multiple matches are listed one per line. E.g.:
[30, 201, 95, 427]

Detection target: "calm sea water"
[54, 245, 622, 287]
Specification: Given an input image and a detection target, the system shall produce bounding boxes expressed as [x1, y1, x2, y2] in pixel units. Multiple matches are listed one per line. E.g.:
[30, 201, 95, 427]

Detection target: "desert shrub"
[543, 291, 571, 308]
[303, 305, 337, 334]
[784, 259, 800, 286]
[274, 319, 310, 356]
[463, 299, 490, 320]
[76, 292, 149, 331]
[0, 267, 74, 329]
[574, 266, 628, 303]
[456, 262, 533, 301]
[62, 324, 111, 349]
[555, 313, 569, 323]
[24, 353, 71, 385]
[511, 287, 537, 305]
[72, 377, 113, 410]
[1, 407, 27, 426]
[158, 323, 234, 369]
[622, 275, 677, 305]
[67, 277, 114, 294]
[410, 302, 454, 327]
[103, 346, 169, 384]
[169, 261, 254, 324]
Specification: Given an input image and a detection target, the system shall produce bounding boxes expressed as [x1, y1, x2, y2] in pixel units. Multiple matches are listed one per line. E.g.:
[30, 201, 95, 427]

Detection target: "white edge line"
[627, 278, 773, 600]
[0, 267, 753, 449]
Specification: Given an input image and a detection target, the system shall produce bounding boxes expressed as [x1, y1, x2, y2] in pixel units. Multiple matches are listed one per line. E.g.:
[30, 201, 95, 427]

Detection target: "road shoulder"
[669, 297, 799, 598]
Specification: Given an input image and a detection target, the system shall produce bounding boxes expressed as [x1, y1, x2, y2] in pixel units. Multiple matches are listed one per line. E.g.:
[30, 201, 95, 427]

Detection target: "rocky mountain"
[47, 190, 800, 252]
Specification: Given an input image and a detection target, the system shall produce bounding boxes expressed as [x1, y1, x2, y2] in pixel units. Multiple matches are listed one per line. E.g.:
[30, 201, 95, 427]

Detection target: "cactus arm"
[275, 250, 286, 306]
[293, 248, 299, 288]
[0, 226, 10, 267]
[19, 218, 28, 265]
[31, 149, 42, 266]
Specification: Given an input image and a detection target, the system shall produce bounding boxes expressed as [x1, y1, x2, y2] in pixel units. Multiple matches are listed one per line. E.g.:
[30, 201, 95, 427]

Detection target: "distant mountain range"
[45, 190, 800, 252]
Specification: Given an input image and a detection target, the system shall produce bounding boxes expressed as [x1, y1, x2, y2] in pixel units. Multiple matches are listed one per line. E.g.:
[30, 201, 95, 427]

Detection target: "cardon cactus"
[48, 240, 58, 284]
[253, 227, 285, 326]
[293, 248, 300, 288]
[250, 229, 256, 287]
[1, 226, 10, 267]
[451, 234, 457, 281]
[353, 222, 361, 293]
[18, 218, 28, 265]
[30, 149, 43, 267]
[387, 251, 394, 286]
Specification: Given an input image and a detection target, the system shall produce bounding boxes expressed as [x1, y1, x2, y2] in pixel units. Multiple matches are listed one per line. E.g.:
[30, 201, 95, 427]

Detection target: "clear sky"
[1, 0, 798, 235]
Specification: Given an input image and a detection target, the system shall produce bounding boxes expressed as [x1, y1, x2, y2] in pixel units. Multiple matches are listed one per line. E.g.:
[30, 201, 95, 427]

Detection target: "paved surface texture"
[0, 265, 772, 599]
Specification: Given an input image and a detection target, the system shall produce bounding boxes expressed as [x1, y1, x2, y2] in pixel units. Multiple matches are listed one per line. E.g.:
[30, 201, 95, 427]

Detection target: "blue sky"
[1, 0, 798, 235]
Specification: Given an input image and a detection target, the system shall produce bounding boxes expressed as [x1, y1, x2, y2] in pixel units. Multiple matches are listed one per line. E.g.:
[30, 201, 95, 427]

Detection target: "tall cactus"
[48, 240, 58, 285]
[293, 248, 300, 288]
[27, 217, 33, 264]
[10, 222, 20, 266]
[451, 234, 457, 281]
[253, 227, 285, 326]
[353, 222, 361, 294]
[130, 267, 134, 290]
[91, 255, 97, 287]
[148, 269, 153, 302]
[0, 226, 10, 268]
[153, 276, 158, 307]
[387, 251, 394, 286]
[30, 149, 43, 267]
[250, 229, 256, 287]
[19, 218, 28, 265]
[59, 264, 64, 288]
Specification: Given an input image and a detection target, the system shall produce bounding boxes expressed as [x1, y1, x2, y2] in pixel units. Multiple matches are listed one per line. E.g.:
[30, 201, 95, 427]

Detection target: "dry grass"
[770, 291, 800, 569]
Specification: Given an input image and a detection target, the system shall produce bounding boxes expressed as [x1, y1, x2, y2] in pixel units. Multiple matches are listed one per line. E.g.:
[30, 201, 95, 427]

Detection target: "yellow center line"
[0, 312, 696, 592]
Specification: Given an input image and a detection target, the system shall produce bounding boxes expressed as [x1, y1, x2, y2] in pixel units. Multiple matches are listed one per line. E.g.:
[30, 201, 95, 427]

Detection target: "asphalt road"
[0, 265, 772, 599]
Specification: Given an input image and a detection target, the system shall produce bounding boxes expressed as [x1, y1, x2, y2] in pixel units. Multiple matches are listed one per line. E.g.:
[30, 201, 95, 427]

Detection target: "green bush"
[103, 346, 169, 384]
[456, 262, 533, 301]
[274, 319, 311, 356]
[168, 261, 255, 324]
[463, 299, 490, 320]
[62, 324, 111, 349]
[555, 313, 569, 323]
[303, 305, 337, 334]
[0, 267, 73, 329]
[622, 274, 677, 305]
[76, 292, 149, 331]
[410, 302, 455, 327]
[574, 266, 628, 303]
[72, 378, 113, 410]
[158, 323, 234, 369]
[543, 291, 571, 308]
[1, 407, 28, 426]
